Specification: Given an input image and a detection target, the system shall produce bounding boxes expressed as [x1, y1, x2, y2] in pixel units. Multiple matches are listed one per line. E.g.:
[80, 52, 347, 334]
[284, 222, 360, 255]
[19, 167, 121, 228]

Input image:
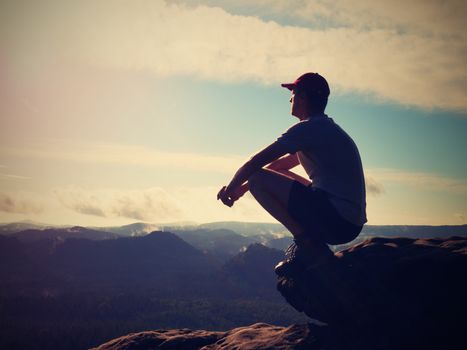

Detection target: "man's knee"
[248, 169, 269, 191]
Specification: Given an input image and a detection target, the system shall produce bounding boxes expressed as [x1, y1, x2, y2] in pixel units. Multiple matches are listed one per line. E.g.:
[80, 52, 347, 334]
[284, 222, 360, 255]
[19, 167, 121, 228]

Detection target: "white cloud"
[0, 192, 43, 214]
[54, 186, 182, 221]
[54, 187, 107, 217]
[295, 0, 466, 39]
[3, 166, 466, 225]
[194, 0, 466, 40]
[366, 168, 467, 195]
[452, 212, 465, 223]
[53, 185, 270, 223]
[0, 173, 30, 180]
[3, 139, 465, 198]
[1, 0, 466, 110]
[0, 138, 243, 174]
[0, 165, 30, 180]
[110, 188, 183, 221]
[365, 176, 385, 196]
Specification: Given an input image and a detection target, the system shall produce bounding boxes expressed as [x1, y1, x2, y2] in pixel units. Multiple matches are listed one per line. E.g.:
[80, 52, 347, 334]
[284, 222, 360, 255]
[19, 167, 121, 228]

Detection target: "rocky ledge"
[91, 323, 319, 350]
[93, 236, 467, 350]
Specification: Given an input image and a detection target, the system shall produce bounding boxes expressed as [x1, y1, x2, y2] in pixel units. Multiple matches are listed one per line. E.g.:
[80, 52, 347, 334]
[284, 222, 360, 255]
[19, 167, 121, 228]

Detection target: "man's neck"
[303, 111, 326, 120]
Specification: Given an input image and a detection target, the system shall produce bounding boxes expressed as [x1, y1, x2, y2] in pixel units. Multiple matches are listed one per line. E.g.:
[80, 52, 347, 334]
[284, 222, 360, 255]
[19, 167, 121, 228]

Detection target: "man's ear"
[295, 90, 307, 101]
[296, 91, 309, 107]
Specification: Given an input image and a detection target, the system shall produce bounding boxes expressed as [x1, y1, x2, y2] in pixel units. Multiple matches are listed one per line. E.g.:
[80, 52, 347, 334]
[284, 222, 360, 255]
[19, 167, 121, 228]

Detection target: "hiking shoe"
[274, 258, 304, 277]
[275, 239, 306, 277]
[275, 239, 336, 277]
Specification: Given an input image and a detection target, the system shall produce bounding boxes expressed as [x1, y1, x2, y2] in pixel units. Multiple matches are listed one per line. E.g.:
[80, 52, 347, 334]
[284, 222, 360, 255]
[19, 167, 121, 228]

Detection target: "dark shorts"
[287, 181, 363, 245]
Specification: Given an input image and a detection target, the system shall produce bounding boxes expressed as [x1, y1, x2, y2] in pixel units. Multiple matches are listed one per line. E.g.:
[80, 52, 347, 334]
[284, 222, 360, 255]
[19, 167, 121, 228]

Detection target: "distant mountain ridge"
[1, 221, 466, 250]
[0, 220, 63, 235]
[0, 230, 290, 301]
[2, 220, 466, 235]
[1, 232, 313, 349]
[2, 227, 465, 350]
[196, 221, 287, 237]
[0, 231, 220, 296]
[12, 226, 120, 243]
[171, 228, 257, 260]
[89, 222, 161, 237]
[223, 243, 284, 291]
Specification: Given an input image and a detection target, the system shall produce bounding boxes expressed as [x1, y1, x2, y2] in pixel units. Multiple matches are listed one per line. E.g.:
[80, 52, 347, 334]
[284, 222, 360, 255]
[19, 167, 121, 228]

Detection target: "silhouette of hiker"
[217, 72, 367, 276]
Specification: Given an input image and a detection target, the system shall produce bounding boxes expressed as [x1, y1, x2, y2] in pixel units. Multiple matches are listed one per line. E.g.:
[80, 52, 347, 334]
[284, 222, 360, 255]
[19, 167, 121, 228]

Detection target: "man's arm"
[227, 157, 309, 201]
[273, 169, 311, 186]
[267, 153, 311, 186]
[217, 141, 289, 206]
[226, 141, 289, 193]
[266, 153, 300, 171]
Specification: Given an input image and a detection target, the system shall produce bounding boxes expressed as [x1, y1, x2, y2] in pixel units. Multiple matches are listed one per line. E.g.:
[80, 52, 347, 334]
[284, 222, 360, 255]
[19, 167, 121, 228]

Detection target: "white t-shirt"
[276, 114, 367, 226]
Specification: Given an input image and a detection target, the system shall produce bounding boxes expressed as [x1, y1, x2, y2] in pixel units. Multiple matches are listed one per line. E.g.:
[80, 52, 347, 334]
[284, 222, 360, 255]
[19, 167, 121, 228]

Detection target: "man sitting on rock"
[217, 72, 367, 276]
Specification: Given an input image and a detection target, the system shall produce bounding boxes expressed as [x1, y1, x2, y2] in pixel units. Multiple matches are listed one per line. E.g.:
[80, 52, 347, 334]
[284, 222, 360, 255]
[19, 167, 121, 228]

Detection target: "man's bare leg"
[248, 168, 307, 238]
[248, 169, 335, 265]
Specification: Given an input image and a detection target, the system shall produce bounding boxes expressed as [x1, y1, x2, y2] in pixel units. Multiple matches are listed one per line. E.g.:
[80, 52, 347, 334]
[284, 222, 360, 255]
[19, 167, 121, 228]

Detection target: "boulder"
[277, 236, 467, 349]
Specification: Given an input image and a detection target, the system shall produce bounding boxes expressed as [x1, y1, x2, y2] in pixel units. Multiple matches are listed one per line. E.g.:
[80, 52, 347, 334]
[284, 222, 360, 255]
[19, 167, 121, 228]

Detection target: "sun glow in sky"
[1, 0, 466, 226]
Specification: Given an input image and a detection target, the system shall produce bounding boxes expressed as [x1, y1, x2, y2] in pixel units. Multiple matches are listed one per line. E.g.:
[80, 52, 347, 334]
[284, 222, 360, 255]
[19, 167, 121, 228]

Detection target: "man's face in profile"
[290, 90, 308, 120]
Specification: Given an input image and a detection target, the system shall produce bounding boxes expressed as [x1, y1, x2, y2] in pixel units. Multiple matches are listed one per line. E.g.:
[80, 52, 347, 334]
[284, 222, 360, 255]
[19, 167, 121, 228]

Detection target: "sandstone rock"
[91, 323, 319, 350]
[91, 328, 223, 350]
[277, 236, 467, 350]
[202, 323, 318, 350]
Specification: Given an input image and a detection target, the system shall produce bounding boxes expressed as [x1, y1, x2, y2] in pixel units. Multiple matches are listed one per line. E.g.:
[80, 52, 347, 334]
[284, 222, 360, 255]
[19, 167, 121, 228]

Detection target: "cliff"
[92, 236, 467, 350]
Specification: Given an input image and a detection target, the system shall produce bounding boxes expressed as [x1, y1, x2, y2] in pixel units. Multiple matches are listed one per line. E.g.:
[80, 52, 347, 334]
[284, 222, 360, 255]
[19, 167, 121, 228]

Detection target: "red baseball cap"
[281, 72, 330, 97]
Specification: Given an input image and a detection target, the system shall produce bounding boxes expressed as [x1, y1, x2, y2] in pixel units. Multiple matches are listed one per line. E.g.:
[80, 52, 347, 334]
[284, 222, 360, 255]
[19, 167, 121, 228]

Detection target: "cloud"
[1, 0, 466, 110]
[53, 185, 270, 223]
[366, 168, 467, 195]
[0, 173, 31, 180]
[0, 165, 30, 180]
[0, 192, 43, 214]
[452, 212, 465, 223]
[7, 166, 467, 224]
[187, 0, 466, 40]
[4, 139, 465, 199]
[54, 187, 106, 217]
[110, 188, 183, 221]
[365, 176, 385, 196]
[452, 213, 465, 223]
[52, 186, 192, 222]
[0, 139, 242, 173]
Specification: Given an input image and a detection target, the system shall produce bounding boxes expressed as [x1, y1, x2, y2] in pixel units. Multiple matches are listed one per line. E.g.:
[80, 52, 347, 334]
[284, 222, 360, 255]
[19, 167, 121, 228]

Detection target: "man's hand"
[217, 186, 239, 207]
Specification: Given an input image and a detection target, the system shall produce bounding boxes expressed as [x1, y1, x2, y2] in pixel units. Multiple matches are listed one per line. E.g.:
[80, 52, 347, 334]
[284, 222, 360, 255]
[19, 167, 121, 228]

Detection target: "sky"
[0, 0, 466, 227]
